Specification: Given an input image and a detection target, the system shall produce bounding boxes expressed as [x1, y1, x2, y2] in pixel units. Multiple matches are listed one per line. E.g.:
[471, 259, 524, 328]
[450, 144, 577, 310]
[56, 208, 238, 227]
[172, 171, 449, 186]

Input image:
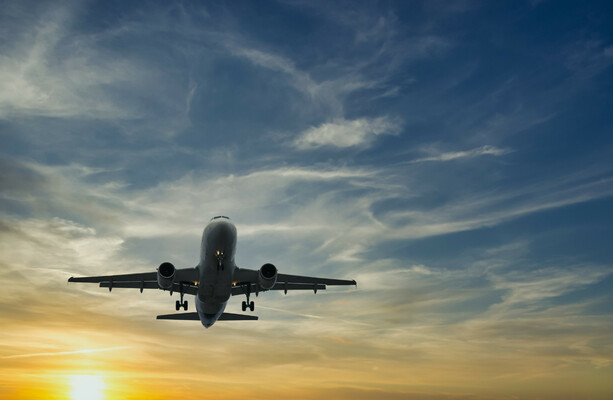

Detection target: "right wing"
[276, 272, 356, 286]
[232, 267, 356, 295]
[233, 267, 356, 286]
[231, 282, 326, 296]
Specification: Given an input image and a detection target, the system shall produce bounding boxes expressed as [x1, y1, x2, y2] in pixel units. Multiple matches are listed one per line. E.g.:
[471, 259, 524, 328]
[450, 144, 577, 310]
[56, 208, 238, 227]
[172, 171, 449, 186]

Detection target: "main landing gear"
[242, 284, 255, 312]
[242, 300, 255, 312]
[175, 286, 188, 310]
[176, 300, 188, 311]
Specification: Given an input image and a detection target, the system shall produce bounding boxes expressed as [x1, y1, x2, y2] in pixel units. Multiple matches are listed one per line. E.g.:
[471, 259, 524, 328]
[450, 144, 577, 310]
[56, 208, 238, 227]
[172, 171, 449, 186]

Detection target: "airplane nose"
[218, 223, 233, 237]
[208, 222, 236, 252]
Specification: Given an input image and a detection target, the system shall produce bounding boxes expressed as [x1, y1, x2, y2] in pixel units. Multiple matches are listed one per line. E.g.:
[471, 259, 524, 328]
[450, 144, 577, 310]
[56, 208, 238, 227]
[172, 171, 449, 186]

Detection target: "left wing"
[68, 268, 199, 294]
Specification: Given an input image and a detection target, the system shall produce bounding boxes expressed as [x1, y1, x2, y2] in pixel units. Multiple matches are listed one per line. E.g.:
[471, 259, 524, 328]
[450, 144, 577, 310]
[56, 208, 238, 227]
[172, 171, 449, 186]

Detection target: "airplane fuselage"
[196, 217, 237, 328]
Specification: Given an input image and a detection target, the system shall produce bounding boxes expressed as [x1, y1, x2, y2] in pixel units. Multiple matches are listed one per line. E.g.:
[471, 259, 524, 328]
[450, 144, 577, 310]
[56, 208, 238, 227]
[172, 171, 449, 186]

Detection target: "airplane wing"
[68, 268, 199, 293]
[232, 267, 356, 295]
[231, 282, 326, 296]
[276, 272, 356, 286]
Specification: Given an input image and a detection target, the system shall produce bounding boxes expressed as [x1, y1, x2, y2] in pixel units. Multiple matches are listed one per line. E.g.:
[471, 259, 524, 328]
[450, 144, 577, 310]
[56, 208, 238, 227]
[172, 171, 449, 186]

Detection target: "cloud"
[4, 157, 613, 273]
[227, 42, 379, 119]
[2, 346, 130, 359]
[294, 117, 401, 149]
[0, 6, 132, 119]
[487, 265, 611, 308]
[0, 3, 196, 137]
[410, 145, 512, 163]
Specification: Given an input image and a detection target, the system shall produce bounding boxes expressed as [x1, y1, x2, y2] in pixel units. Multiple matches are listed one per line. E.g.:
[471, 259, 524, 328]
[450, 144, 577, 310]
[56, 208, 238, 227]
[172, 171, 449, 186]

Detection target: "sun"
[69, 375, 106, 400]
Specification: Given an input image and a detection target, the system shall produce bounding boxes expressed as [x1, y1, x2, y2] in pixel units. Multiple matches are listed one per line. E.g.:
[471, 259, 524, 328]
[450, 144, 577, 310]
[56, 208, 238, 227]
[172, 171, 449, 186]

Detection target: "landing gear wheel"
[249, 301, 255, 312]
[183, 300, 188, 311]
[242, 301, 247, 312]
[175, 300, 180, 311]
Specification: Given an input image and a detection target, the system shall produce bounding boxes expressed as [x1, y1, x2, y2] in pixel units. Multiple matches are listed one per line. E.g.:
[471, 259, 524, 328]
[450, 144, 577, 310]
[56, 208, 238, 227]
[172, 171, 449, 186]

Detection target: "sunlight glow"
[69, 375, 106, 400]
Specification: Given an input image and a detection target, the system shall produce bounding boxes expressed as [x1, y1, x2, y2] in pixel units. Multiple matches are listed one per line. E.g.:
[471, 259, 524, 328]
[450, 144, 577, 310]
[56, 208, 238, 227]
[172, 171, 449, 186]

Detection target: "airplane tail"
[156, 312, 258, 321]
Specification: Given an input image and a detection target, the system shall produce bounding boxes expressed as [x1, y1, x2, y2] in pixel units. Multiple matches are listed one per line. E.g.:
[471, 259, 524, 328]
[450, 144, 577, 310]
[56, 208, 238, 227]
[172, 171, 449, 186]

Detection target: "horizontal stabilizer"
[156, 312, 258, 321]
[157, 312, 199, 320]
[218, 312, 259, 321]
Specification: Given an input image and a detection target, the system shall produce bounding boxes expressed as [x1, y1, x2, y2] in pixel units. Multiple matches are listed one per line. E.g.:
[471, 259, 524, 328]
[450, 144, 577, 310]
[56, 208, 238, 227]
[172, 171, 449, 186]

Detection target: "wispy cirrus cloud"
[2, 346, 130, 359]
[410, 145, 512, 163]
[0, 6, 133, 120]
[227, 42, 382, 120]
[293, 116, 401, 149]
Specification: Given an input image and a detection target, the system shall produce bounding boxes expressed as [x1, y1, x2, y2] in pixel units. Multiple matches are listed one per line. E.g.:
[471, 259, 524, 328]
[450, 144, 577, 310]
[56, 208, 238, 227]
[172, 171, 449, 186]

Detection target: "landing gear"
[242, 284, 255, 312]
[175, 300, 188, 311]
[175, 284, 188, 310]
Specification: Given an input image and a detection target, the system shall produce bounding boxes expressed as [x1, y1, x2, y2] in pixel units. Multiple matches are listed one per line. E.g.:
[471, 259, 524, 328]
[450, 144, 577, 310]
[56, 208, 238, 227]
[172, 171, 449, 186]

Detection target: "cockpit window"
[212, 216, 230, 220]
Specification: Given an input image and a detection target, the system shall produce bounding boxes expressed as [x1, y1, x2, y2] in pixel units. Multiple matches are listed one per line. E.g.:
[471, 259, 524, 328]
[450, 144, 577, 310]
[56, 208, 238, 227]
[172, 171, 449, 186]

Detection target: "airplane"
[68, 216, 357, 328]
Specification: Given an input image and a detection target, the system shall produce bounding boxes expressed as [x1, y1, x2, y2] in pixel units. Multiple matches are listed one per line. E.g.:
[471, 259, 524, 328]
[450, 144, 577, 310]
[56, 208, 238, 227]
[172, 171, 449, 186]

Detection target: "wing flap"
[100, 281, 158, 289]
[99, 281, 198, 295]
[231, 283, 326, 296]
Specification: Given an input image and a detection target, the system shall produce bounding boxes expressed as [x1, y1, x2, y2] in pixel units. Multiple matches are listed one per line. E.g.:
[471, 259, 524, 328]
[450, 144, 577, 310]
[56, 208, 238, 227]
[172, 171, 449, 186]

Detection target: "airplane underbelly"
[198, 261, 233, 303]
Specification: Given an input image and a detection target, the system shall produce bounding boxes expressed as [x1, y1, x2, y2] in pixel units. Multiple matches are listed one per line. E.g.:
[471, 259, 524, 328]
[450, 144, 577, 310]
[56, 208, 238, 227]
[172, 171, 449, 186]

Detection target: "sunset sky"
[1, 1, 613, 399]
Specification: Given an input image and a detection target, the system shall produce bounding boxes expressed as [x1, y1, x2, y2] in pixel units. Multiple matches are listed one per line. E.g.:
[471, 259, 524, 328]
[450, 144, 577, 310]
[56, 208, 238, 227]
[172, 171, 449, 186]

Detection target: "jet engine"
[258, 263, 278, 289]
[157, 262, 176, 289]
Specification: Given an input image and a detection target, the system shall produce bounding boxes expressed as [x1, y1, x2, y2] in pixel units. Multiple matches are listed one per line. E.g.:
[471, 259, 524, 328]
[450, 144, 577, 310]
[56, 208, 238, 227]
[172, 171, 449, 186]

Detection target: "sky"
[1, 0, 613, 399]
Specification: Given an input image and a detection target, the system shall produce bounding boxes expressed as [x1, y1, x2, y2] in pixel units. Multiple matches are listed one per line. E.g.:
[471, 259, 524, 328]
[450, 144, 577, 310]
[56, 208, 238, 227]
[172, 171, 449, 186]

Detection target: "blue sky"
[1, 1, 612, 399]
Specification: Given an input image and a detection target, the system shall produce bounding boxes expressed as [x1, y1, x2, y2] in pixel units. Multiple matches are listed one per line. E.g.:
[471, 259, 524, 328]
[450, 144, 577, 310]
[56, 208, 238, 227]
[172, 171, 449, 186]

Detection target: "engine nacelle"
[157, 262, 176, 290]
[258, 263, 278, 289]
